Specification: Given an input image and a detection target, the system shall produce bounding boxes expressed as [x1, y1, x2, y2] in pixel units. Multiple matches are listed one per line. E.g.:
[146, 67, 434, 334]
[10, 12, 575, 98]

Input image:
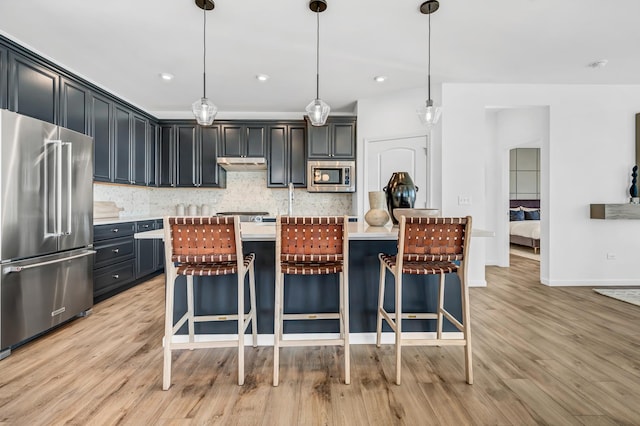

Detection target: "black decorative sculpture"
[630, 165, 639, 203]
[383, 172, 418, 224]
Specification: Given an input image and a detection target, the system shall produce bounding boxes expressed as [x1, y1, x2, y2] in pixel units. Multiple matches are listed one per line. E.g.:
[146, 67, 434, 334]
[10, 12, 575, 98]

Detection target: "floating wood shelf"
[590, 203, 640, 219]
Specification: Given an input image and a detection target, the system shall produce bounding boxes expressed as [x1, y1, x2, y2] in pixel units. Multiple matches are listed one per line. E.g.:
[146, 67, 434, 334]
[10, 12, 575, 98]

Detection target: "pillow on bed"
[524, 209, 540, 220]
[510, 209, 525, 221]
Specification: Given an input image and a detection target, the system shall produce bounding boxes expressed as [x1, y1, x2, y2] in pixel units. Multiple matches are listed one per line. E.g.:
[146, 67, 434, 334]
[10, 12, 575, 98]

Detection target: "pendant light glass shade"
[418, 0, 440, 129]
[417, 99, 441, 129]
[306, 0, 330, 127]
[192, 97, 218, 126]
[306, 98, 330, 126]
[192, 0, 217, 126]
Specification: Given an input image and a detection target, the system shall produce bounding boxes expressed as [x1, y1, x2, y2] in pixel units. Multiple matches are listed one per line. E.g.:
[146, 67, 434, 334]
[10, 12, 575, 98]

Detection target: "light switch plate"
[458, 195, 472, 205]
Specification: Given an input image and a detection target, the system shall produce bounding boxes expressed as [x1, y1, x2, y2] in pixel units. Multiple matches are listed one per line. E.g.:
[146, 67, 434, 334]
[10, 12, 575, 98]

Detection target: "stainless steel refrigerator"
[0, 109, 94, 359]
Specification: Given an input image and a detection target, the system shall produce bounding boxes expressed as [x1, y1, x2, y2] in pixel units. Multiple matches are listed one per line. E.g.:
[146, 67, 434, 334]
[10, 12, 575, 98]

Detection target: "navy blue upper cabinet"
[0, 45, 7, 109]
[60, 77, 89, 134]
[307, 117, 356, 160]
[113, 105, 133, 184]
[220, 122, 266, 157]
[200, 125, 226, 187]
[147, 121, 158, 186]
[131, 114, 148, 186]
[267, 122, 306, 188]
[89, 92, 114, 182]
[175, 125, 197, 187]
[8, 52, 59, 124]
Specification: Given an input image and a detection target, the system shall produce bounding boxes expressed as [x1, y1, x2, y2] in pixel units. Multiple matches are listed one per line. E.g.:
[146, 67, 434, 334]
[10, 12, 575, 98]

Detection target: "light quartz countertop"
[94, 216, 163, 226]
[134, 222, 494, 242]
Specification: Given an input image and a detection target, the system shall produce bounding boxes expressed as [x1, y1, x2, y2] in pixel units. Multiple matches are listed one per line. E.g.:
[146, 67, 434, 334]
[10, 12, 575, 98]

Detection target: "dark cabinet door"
[132, 114, 148, 185]
[200, 125, 225, 187]
[267, 122, 306, 188]
[135, 221, 156, 279]
[267, 125, 287, 187]
[113, 105, 132, 184]
[220, 124, 243, 157]
[307, 124, 331, 158]
[307, 117, 356, 159]
[246, 125, 266, 157]
[220, 122, 266, 157]
[60, 77, 89, 134]
[8, 52, 59, 124]
[175, 125, 196, 187]
[289, 125, 307, 186]
[147, 121, 158, 186]
[0, 46, 6, 109]
[332, 120, 356, 158]
[89, 92, 113, 182]
[159, 125, 174, 187]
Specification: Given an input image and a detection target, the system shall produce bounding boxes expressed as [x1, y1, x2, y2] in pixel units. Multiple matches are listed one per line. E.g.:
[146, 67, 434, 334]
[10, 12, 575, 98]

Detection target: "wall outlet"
[458, 195, 472, 205]
[606, 253, 617, 260]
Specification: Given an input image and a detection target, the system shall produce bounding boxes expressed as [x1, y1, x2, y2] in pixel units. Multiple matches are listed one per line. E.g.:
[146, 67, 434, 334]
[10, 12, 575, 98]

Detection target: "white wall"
[443, 84, 640, 286]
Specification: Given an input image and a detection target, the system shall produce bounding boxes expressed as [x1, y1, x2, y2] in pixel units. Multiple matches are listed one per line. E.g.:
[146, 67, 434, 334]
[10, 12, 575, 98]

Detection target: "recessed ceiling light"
[159, 72, 174, 81]
[256, 74, 270, 82]
[588, 59, 608, 68]
[374, 76, 387, 83]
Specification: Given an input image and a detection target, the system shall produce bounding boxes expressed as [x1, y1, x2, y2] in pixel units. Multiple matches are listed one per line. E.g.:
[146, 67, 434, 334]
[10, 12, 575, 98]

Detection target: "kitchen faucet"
[288, 182, 294, 216]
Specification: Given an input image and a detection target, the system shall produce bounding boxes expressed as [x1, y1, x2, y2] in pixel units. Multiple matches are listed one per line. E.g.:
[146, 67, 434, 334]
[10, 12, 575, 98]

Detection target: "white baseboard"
[166, 331, 465, 347]
[540, 278, 640, 287]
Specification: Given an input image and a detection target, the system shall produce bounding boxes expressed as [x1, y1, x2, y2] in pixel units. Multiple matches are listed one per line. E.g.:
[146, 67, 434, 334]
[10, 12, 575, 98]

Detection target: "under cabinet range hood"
[216, 157, 267, 171]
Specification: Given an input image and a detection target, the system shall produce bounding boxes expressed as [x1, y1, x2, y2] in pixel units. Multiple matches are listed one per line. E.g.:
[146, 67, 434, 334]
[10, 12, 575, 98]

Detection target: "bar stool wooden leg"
[395, 274, 402, 386]
[237, 272, 245, 385]
[376, 261, 386, 348]
[163, 270, 176, 391]
[459, 269, 473, 384]
[273, 273, 282, 386]
[342, 272, 350, 384]
[187, 276, 195, 344]
[437, 273, 445, 340]
[249, 266, 258, 348]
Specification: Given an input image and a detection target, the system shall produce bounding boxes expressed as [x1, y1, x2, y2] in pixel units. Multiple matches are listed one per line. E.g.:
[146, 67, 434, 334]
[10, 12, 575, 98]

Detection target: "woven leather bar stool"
[162, 216, 257, 389]
[376, 215, 473, 385]
[273, 216, 350, 386]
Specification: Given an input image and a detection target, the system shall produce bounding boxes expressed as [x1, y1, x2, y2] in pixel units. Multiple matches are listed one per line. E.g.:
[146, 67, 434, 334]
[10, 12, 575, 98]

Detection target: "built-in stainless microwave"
[307, 160, 356, 192]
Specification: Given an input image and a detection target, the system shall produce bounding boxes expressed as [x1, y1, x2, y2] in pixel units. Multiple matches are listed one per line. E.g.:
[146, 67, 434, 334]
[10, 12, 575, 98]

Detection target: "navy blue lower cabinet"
[170, 240, 463, 335]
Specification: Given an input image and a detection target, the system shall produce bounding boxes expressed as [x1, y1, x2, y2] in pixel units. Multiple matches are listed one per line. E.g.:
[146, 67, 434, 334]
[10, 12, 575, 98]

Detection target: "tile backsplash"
[94, 172, 354, 218]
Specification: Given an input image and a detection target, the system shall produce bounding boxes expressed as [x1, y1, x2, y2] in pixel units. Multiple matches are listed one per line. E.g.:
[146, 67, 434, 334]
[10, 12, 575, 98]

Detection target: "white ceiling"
[1, 0, 638, 120]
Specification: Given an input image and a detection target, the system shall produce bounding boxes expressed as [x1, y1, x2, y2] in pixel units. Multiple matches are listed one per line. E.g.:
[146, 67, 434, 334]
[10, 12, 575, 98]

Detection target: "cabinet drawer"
[94, 236, 135, 268]
[135, 220, 155, 232]
[94, 222, 135, 241]
[93, 260, 135, 297]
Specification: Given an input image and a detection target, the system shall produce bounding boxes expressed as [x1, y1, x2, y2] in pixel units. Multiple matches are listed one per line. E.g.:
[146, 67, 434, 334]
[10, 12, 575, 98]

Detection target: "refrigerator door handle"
[62, 141, 73, 236]
[4, 250, 96, 273]
[45, 140, 63, 237]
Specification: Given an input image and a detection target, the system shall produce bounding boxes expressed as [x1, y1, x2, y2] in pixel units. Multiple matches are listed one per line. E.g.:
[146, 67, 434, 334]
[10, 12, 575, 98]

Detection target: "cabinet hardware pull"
[112, 248, 119, 253]
[112, 228, 119, 233]
[112, 274, 120, 279]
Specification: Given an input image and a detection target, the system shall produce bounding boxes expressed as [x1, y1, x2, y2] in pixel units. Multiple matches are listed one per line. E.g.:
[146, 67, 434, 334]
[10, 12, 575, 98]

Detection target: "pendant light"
[192, 0, 218, 126]
[305, 0, 330, 127]
[417, 0, 441, 129]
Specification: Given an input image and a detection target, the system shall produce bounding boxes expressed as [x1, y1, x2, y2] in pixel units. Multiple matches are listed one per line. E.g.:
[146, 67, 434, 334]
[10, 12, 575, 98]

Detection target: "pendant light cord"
[315, 8, 320, 100]
[203, 3, 207, 99]
[427, 10, 431, 102]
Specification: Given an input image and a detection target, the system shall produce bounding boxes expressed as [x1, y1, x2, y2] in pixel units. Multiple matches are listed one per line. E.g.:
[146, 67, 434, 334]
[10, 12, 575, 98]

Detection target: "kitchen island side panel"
[170, 240, 463, 335]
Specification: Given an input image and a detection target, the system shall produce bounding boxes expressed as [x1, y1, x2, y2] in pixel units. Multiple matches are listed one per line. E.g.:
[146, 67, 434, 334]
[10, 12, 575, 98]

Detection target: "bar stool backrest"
[277, 216, 346, 263]
[167, 216, 241, 264]
[399, 216, 471, 262]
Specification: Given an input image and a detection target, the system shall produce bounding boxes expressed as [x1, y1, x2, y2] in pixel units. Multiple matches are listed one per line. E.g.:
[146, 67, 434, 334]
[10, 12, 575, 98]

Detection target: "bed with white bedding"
[509, 200, 540, 253]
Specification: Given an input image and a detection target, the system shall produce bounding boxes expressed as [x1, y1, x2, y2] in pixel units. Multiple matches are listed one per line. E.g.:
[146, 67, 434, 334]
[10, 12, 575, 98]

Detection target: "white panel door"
[365, 135, 429, 208]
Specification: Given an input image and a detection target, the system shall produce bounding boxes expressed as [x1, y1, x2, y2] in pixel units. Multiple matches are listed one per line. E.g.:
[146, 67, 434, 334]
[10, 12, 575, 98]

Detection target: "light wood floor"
[1, 255, 639, 425]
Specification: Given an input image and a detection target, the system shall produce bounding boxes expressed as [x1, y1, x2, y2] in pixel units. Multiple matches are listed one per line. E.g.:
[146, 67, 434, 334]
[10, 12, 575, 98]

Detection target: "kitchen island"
[136, 221, 492, 342]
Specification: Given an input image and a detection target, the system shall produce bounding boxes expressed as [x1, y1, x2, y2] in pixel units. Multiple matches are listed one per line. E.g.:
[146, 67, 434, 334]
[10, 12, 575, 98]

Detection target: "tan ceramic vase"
[364, 191, 390, 226]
